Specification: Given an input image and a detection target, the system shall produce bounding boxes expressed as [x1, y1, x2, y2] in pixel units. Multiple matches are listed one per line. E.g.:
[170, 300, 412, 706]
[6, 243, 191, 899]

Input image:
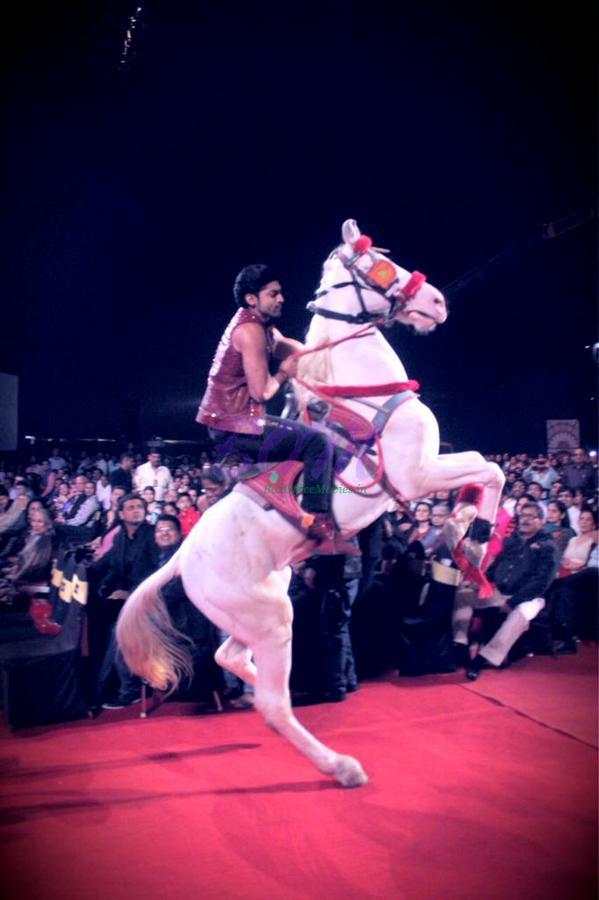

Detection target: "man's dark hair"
[155, 513, 181, 533]
[202, 465, 229, 488]
[520, 501, 544, 519]
[118, 492, 147, 513]
[233, 264, 279, 307]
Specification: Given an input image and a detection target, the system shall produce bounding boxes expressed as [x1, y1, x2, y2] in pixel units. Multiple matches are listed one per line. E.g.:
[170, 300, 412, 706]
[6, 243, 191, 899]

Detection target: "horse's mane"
[293, 258, 339, 409]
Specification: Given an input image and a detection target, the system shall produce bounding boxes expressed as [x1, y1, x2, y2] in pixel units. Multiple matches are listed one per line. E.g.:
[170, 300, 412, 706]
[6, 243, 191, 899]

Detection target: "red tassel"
[455, 484, 484, 508]
[453, 540, 493, 598]
[353, 235, 372, 255]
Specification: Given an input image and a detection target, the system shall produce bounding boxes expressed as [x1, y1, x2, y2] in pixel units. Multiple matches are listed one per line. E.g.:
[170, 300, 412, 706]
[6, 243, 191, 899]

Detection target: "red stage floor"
[0, 644, 597, 900]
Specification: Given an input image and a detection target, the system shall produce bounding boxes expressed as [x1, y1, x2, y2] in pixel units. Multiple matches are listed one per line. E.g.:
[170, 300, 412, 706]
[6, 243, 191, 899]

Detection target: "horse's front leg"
[251, 620, 367, 788]
[402, 451, 504, 523]
[401, 452, 505, 579]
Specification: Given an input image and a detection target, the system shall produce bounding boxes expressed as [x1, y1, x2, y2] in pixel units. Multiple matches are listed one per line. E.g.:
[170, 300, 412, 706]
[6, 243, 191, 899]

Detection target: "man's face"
[154, 521, 180, 550]
[120, 498, 146, 525]
[511, 481, 526, 498]
[558, 490, 574, 507]
[246, 280, 284, 321]
[29, 511, 49, 534]
[431, 505, 450, 526]
[177, 496, 191, 512]
[202, 479, 226, 506]
[573, 448, 586, 464]
[518, 506, 544, 539]
[148, 453, 161, 469]
[83, 482, 96, 497]
[73, 476, 87, 495]
[142, 488, 155, 504]
[528, 483, 542, 500]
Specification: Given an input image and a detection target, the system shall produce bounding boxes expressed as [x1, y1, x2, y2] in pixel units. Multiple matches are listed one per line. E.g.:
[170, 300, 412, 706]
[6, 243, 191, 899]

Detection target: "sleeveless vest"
[196, 307, 275, 435]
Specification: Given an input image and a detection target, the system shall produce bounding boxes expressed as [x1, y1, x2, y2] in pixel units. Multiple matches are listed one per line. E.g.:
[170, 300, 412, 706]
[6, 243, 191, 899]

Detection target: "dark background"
[1, 0, 596, 453]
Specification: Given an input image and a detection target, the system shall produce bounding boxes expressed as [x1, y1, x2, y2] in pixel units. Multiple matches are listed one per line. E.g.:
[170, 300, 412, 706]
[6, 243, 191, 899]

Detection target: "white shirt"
[134, 462, 173, 501]
[96, 481, 112, 511]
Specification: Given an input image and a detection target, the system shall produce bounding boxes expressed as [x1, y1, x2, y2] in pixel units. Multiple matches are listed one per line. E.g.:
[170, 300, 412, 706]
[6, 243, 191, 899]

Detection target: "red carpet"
[0, 645, 596, 900]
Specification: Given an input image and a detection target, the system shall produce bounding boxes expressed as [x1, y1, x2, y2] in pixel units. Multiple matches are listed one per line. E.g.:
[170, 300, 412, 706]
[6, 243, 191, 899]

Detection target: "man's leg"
[212, 419, 333, 513]
[452, 585, 507, 644]
[479, 598, 546, 667]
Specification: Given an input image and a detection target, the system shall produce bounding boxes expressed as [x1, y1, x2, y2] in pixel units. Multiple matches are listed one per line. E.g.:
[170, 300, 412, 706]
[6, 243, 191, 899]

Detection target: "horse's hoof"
[333, 755, 368, 787]
[442, 505, 479, 551]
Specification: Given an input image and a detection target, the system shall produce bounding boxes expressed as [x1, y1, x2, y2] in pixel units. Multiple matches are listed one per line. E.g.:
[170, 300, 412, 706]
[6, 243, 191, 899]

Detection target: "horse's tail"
[115, 548, 194, 692]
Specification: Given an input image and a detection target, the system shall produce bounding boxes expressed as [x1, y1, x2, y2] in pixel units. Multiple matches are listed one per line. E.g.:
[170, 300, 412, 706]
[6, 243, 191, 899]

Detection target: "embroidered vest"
[196, 307, 275, 436]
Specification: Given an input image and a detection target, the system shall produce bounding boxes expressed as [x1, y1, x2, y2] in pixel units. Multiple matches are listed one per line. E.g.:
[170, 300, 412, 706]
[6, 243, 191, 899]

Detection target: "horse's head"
[314, 219, 447, 334]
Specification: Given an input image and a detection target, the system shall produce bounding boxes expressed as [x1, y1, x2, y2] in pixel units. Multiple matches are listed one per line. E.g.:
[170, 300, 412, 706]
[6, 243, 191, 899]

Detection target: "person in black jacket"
[452, 501, 558, 680]
[109, 453, 135, 494]
[92, 494, 158, 708]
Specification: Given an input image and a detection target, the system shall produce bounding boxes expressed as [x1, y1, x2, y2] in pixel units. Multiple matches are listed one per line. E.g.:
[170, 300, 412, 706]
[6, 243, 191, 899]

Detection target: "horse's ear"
[342, 219, 361, 245]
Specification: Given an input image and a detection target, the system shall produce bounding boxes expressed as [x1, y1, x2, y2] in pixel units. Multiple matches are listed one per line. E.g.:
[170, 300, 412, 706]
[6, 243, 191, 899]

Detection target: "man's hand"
[278, 356, 298, 379]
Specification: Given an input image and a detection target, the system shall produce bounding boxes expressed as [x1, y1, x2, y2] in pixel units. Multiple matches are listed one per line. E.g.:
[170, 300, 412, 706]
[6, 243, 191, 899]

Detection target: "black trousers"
[210, 416, 333, 514]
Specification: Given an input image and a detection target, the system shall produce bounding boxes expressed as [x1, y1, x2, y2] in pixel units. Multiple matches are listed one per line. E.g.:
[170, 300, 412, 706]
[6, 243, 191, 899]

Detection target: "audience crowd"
[0, 443, 596, 720]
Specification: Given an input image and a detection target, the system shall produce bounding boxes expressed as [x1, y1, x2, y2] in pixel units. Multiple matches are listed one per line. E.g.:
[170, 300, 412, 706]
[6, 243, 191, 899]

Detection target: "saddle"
[224, 407, 371, 556]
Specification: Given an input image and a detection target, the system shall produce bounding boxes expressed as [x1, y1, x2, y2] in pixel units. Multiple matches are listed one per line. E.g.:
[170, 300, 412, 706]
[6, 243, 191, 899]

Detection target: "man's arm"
[233, 322, 297, 401]
[270, 327, 304, 360]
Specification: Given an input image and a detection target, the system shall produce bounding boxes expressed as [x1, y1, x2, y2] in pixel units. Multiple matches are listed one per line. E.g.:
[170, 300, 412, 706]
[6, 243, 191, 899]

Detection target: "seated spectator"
[549, 519, 598, 652]
[502, 479, 527, 515]
[96, 473, 112, 512]
[104, 485, 126, 533]
[177, 492, 201, 538]
[561, 448, 596, 496]
[406, 501, 433, 548]
[522, 454, 560, 492]
[557, 508, 598, 578]
[92, 494, 158, 709]
[0, 492, 30, 558]
[141, 486, 162, 525]
[424, 503, 452, 556]
[543, 500, 576, 559]
[198, 465, 230, 513]
[38, 459, 58, 500]
[0, 507, 55, 603]
[525, 481, 548, 513]
[52, 478, 71, 509]
[453, 502, 558, 679]
[558, 487, 580, 534]
[54, 476, 100, 548]
[48, 447, 67, 471]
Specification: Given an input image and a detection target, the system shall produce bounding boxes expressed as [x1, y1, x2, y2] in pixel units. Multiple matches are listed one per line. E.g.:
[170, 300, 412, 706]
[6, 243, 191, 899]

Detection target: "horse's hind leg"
[215, 636, 256, 686]
[251, 625, 367, 788]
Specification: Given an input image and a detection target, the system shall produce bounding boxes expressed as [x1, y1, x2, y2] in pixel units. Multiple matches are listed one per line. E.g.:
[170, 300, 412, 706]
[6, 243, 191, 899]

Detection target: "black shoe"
[466, 654, 492, 681]
[451, 642, 470, 669]
[346, 682, 359, 693]
[323, 690, 347, 703]
[101, 696, 142, 710]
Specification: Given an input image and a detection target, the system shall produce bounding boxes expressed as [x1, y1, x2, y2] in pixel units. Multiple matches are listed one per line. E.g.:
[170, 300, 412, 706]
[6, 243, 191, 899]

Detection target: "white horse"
[116, 219, 504, 787]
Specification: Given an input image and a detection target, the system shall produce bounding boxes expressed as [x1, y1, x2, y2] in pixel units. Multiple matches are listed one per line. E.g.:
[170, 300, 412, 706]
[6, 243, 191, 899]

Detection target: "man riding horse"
[196, 263, 356, 555]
